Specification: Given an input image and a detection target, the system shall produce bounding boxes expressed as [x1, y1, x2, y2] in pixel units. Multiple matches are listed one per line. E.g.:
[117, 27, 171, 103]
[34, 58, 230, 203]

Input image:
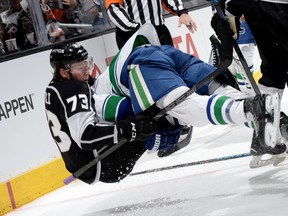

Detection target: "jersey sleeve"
[161, 0, 188, 16]
[94, 94, 134, 123]
[106, 0, 139, 32]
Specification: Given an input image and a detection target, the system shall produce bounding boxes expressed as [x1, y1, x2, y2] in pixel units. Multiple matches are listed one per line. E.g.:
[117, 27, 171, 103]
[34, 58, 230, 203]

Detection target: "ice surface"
[6, 90, 288, 216]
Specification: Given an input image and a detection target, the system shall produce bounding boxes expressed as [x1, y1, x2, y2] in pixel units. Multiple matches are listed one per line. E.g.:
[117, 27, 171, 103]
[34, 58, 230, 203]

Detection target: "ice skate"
[280, 111, 288, 142]
[244, 93, 280, 148]
[249, 111, 288, 168]
[249, 131, 287, 168]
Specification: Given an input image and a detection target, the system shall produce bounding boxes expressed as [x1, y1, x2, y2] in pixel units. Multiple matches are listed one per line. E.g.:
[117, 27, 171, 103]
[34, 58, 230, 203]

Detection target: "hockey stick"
[64, 139, 127, 184]
[64, 58, 231, 185]
[130, 152, 251, 176]
[232, 40, 260, 95]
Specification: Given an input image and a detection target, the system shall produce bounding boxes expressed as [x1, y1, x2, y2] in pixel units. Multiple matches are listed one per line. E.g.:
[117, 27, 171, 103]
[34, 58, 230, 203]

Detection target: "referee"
[106, 0, 197, 49]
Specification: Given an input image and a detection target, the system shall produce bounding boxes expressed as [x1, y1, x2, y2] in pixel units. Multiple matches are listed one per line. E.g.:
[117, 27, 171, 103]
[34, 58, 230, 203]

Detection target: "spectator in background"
[41, 0, 104, 42]
[40, 0, 80, 42]
[0, 0, 35, 52]
[79, 0, 101, 26]
[0, 18, 6, 55]
[106, 0, 197, 49]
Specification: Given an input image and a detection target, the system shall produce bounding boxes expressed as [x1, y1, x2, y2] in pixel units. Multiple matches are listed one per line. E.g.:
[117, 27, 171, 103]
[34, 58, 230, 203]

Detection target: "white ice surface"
[6, 90, 288, 216]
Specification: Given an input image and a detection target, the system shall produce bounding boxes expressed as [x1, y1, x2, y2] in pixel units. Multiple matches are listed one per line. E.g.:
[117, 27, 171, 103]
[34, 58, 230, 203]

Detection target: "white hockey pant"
[156, 84, 249, 127]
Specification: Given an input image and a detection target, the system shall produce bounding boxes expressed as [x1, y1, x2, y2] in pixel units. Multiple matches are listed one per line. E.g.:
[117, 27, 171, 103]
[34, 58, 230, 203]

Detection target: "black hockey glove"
[211, 13, 233, 61]
[209, 0, 253, 16]
[116, 115, 159, 143]
[224, 0, 253, 17]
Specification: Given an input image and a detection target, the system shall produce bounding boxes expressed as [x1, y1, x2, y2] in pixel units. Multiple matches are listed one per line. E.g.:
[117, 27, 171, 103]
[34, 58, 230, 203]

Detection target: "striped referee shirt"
[106, 0, 188, 32]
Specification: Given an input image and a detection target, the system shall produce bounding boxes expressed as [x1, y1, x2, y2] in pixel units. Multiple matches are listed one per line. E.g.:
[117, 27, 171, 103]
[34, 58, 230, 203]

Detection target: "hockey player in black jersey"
[209, 0, 288, 167]
[45, 43, 183, 184]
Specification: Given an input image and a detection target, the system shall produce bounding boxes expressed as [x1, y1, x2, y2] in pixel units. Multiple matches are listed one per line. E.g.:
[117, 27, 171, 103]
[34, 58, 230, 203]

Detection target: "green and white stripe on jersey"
[108, 35, 151, 97]
[102, 95, 125, 122]
[207, 95, 235, 125]
[108, 23, 161, 98]
[109, 51, 125, 96]
[129, 64, 154, 111]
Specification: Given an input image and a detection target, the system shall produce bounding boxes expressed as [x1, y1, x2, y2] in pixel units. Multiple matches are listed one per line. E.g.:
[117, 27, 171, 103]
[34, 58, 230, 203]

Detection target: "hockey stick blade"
[64, 59, 231, 185]
[157, 126, 193, 158]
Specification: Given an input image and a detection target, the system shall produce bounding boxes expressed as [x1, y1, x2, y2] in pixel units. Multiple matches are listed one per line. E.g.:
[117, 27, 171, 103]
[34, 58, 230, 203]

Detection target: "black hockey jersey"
[45, 79, 115, 184]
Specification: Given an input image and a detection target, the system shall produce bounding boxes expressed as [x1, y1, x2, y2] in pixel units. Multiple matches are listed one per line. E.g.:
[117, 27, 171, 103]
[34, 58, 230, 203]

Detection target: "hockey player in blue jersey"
[94, 24, 282, 158]
[45, 24, 284, 184]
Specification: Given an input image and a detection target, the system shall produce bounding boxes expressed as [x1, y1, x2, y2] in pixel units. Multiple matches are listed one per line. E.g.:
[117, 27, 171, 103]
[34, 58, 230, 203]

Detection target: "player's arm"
[93, 94, 134, 123]
[94, 93, 184, 152]
[63, 83, 114, 151]
[106, 0, 140, 32]
[161, 0, 187, 15]
[66, 85, 158, 150]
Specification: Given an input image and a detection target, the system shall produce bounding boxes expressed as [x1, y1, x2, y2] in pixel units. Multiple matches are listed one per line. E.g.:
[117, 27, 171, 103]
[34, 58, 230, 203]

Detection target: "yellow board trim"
[0, 158, 70, 216]
[253, 70, 262, 83]
[0, 182, 11, 215]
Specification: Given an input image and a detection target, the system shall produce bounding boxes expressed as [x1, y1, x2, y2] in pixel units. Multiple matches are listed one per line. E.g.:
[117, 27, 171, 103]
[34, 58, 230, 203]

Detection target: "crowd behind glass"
[0, 0, 205, 56]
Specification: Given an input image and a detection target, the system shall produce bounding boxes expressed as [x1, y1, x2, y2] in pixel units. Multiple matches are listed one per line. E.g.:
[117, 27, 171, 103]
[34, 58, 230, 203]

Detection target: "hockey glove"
[116, 115, 159, 143]
[211, 13, 233, 61]
[144, 126, 183, 151]
[223, 0, 254, 17]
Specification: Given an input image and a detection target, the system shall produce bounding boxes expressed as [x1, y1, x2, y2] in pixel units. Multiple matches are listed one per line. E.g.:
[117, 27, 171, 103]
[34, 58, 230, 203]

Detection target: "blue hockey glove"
[144, 126, 183, 151]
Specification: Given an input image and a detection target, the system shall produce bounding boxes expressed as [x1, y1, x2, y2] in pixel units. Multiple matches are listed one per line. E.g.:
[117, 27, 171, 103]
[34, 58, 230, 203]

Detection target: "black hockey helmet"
[50, 43, 88, 73]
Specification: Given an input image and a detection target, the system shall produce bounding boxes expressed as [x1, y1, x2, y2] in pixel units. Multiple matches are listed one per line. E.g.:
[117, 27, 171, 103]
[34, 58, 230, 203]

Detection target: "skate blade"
[273, 153, 288, 166]
[264, 94, 280, 148]
[250, 155, 275, 168]
[250, 153, 287, 168]
[280, 124, 288, 143]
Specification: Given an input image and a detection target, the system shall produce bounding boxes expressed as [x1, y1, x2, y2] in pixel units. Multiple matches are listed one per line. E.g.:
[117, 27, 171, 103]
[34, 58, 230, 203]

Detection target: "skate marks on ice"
[130, 152, 250, 176]
[82, 161, 288, 216]
[84, 197, 189, 216]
